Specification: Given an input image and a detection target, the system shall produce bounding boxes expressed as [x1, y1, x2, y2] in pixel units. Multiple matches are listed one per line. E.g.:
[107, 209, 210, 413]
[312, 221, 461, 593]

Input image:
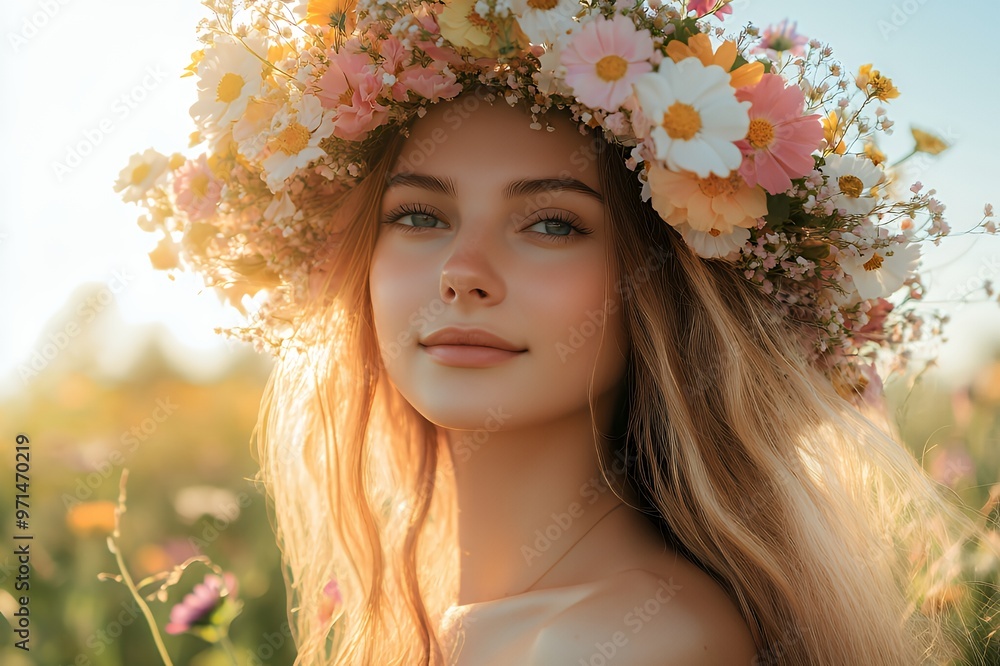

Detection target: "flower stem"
[109, 535, 176, 666]
[220, 632, 240, 666]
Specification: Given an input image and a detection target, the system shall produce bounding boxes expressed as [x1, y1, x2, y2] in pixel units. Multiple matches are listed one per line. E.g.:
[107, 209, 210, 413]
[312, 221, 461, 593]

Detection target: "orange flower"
[666, 34, 764, 89]
[66, 501, 118, 536]
[305, 0, 358, 32]
[647, 163, 767, 234]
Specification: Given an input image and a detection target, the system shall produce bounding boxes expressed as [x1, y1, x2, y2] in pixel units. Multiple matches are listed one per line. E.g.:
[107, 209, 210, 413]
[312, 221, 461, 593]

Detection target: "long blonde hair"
[251, 93, 985, 665]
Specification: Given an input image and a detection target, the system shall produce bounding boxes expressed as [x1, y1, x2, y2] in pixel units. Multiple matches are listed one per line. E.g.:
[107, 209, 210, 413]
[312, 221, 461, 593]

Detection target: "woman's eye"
[527, 219, 576, 237]
[380, 205, 592, 243]
[397, 213, 444, 229]
[380, 204, 446, 232]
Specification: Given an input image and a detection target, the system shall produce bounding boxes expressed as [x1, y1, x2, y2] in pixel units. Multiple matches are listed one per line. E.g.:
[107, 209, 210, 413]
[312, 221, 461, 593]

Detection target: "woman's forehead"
[393, 99, 603, 192]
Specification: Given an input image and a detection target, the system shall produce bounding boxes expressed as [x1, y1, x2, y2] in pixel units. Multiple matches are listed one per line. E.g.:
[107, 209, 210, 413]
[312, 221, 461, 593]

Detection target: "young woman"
[249, 88, 975, 664]
[118, 1, 990, 663]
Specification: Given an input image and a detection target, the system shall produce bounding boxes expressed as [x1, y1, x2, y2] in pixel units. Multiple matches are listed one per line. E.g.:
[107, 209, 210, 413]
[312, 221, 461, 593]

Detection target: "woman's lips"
[420, 344, 526, 368]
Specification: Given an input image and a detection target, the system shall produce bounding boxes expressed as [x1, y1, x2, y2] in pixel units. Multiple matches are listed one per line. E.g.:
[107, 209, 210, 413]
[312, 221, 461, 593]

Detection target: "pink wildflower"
[315, 45, 371, 110]
[687, 0, 732, 20]
[316, 45, 390, 141]
[378, 35, 409, 75]
[736, 74, 824, 194]
[395, 65, 463, 103]
[318, 578, 344, 624]
[173, 155, 223, 222]
[854, 297, 893, 343]
[753, 19, 808, 60]
[165, 572, 239, 635]
[560, 14, 655, 113]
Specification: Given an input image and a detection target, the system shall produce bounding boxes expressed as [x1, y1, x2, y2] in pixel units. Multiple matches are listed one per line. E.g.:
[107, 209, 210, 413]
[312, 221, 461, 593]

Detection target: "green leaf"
[764, 193, 792, 229]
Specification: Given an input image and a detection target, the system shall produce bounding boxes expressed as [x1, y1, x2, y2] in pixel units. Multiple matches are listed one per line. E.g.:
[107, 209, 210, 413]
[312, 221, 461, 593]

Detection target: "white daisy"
[838, 240, 920, 300]
[632, 57, 750, 178]
[261, 92, 336, 192]
[675, 221, 750, 259]
[820, 154, 885, 217]
[190, 34, 267, 149]
[114, 148, 169, 203]
[510, 0, 579, 46]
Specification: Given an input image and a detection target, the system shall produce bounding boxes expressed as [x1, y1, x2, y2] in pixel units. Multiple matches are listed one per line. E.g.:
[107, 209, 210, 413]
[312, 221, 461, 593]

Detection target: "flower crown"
[116, 0, 997, 405]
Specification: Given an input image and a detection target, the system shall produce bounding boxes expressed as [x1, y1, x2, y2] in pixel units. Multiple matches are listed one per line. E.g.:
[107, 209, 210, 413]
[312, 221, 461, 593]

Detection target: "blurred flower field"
[0, 287, 998, 664]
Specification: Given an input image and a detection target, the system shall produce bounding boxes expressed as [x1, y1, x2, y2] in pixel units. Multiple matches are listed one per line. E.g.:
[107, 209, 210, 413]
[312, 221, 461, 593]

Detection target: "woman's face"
[369, 94, 630, 432]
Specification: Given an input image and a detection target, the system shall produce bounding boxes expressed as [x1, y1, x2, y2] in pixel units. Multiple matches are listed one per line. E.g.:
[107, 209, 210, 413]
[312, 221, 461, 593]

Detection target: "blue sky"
[1, 0, 997, 393]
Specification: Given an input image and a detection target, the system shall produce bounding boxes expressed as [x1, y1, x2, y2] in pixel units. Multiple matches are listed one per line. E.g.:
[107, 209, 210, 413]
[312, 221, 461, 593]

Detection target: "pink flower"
[378, 36, 409, 76]
[753, 19, 808, 60]
[396, 65, 463, 103]
[317, 578, 344, 624]
[560, 14, 655, 113]
[687, 0, 732, 20]
[735, 74, 823, 194]
[165, 572, 239, 635]
[332, 72, 390, 141]
[173, 155, 223, 222]
[315, 43, 390, 141]
[928, 446, 974, 488]
[854, 297, 893, 343]
[315, 45, 372, 110]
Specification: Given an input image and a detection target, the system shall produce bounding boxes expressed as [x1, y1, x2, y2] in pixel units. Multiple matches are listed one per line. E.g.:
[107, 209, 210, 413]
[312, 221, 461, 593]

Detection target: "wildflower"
[666, 33, 764, 89]
[686, 0, 732, 21]
[173, 155, 223, 222]
[66, 500, 118, 536]
[396, 64, 463, 103]
[752, 19, 808, 60]
[863, 142, 886, 166]
[115, 149, 170, 203]
[318, 578, 344, 624]
[646, 163, 767, 235]
[189, 35, 266, 148]
[821, 110, 847, 155]
[855, 64, 899, 102]
[261, 92, 336, 192]
[165, 571, 241, 637]
[305, 0, 358, 33]
[735, 74, 824, 194]
[838, 240, 920, 300]
[148, 235, 180, 271]
[674, 220, 750, 259]
[633, 57, 751, 178]
[820, 154, 885, 217]
[911, 127, 949, 155]
[510, 0, 579, 46]
[559, 14, 655, 113]
[437, 0, 491, 55]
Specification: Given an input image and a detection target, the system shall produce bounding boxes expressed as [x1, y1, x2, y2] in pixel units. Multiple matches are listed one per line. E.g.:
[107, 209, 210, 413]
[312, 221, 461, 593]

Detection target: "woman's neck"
[444, 394, 630, 605]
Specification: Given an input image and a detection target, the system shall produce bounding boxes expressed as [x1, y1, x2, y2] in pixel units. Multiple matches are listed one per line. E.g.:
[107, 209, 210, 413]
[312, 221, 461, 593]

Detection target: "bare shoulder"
[528, 568, 758, 666]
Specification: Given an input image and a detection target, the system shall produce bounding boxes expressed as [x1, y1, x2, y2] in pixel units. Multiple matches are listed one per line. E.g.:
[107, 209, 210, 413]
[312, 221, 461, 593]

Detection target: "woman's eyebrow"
[385, 172, 604, 204]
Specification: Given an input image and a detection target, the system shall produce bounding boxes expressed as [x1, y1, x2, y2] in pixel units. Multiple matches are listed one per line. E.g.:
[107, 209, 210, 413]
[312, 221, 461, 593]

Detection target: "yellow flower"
[855, 64, 899, 102]
[438, 0, 500, 58]
[911, 127, 949, 155]
[666, 34, 764, 89]
[821, 110, 846, 155]
[863, 142, 886, 166]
